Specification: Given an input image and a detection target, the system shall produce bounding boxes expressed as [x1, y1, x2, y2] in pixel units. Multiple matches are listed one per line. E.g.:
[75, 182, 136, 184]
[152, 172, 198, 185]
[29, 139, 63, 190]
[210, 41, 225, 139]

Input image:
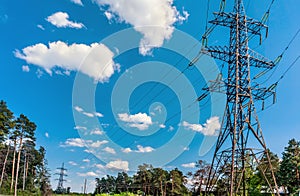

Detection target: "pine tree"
[13, 114, 36, 196]
[278, 139, 300, 194]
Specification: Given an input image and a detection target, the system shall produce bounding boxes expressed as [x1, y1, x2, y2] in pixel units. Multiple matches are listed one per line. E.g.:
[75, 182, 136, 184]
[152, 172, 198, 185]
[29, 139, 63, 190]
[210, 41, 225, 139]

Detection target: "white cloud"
[74, 106, 84, 112]
[84, 149, 94, 154]
[103, 147, 116, 154]
[46, 12, 84, 29]
[181, 162, 196, 168]
[70, 0, 83, 6]
[83, 159, 90, 163]
[61, 138, 108, 148]
[15, 41, 119, 82]
[136, 145, 154, 153]
[122, 145, 154, 153]
[94, 112, 104, 117]
[90, 128, 104, 135]
[45, 132, 49, 138]
[74, 126, 87, 130]
[94, 0, 189, 55]
[183, 147, 189, 151]
[62, 138, 86, 147]
[95, 164, 105, 169]
[22, 65, 30, 72]
[182, 116, 221, 136]
[77, 171, 98, 177]
[69, 161, 78, 166]
[82, 112, 94, 118]
[106, 160, 129, 171]
[37, 24, 45, 30]
[104, 11, 113, 21]
[159, 124, 166, 129]
[89, 140, 108, 148]
[118, 112, 152, 130]
[122, 148, 132, 153]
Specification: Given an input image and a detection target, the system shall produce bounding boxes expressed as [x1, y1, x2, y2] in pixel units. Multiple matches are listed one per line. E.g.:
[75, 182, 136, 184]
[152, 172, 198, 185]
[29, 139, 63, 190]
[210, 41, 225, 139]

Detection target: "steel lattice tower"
[201, 0, 280, 195]
[55, 163, 67, 193]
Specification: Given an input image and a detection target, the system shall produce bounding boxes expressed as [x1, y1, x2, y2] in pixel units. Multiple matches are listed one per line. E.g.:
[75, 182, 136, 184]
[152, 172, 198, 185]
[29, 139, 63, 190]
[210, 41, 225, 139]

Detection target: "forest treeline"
[1, 100, 299, 195]
[93, 143, 300, 195]
[0, 100, 51, 195]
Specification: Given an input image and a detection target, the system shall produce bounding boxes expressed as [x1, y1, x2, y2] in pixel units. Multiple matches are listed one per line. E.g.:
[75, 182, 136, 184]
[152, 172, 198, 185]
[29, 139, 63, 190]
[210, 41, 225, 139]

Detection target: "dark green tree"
[0, 100, 14, 143]
[134, 163, 153, 195]
[115, 171, 132, 193]
[0, 100, 14, 189]
[35, 146, 51, 196]
[152, 167, 168, 196]
[278, 139, 300, 195]
[169, 168, 188, 196]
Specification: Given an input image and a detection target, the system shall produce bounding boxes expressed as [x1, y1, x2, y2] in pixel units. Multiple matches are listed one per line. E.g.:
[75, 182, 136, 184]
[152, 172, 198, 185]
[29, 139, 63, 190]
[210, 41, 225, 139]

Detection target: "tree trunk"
[0, 144, 10, 188]
[10, 139, 16, 193]
[160, 180, 163, 196]
[14, 136, 23, 196]
[22, 151, 26, 190]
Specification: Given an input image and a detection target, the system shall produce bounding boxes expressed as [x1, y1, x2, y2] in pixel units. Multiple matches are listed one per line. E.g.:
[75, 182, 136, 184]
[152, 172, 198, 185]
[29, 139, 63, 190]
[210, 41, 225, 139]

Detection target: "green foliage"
[95, 164, 189, 195]
[0, 100, 51, 195]
[277, 138, 300, 194]
[0, 100, 14, 143]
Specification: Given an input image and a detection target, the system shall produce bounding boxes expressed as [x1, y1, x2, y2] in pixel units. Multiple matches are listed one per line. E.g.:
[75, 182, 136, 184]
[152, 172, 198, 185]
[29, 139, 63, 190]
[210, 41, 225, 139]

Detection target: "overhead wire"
[119, 0, 222, 146]
[72, 0, 226, 166]
[255, 27, 300, 84]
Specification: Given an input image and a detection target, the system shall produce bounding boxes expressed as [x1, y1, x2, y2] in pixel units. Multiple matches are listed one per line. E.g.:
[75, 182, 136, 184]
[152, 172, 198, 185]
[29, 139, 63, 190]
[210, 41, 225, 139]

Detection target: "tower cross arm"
[202, 46, 275, 69]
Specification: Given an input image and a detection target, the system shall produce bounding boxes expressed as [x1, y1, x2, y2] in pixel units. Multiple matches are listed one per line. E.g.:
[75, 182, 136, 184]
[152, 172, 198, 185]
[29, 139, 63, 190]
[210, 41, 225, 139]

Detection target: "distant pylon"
[196, 0, 280, 195]
[55, 163, 67, 193]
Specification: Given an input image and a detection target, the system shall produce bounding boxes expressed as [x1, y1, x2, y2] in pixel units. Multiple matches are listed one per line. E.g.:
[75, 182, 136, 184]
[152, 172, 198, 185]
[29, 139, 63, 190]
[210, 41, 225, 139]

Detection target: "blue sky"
[0, 0, 299, 193]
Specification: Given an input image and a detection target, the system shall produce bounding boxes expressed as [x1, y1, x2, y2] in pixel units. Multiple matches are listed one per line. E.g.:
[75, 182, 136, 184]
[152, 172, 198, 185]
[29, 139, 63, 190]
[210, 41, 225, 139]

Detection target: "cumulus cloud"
[15, 41, 119, 82]
[82, 112, 94, 118]
[83, 159, 90, 163]
[70, 0, 83, 6]
[90, 128, 104, 135]
[74, 126, 87, 130]
[136, 145, 154, 153]
[77, 171, 97, 177]
[122, 145, 154, 153]
[182, 116, 221, 136]
[106, 160, 129, 171]
[159, 124, 166, 129]
[122, 148, 132, 153]
[45, 132, 49, 138]
[22, 65, 30, 72]
[181, 162, 196, 168]
[61, 138, 108, 148]
[103, 147, 116, 154]
[94, 112, 104, 117]
[74, 106, 84, 112]
[94, 0, 189, 55]
[118, 112, 152, 130]
[62, 138, 86, 147]
[46, 12, 84, 29]
[89, 140, 108, 148]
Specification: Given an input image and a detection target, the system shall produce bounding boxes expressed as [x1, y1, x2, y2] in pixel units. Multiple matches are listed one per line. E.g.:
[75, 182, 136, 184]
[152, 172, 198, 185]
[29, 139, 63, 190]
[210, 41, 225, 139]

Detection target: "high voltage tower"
[196, 0, 280, 195]
[55, 163, 67, 193]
